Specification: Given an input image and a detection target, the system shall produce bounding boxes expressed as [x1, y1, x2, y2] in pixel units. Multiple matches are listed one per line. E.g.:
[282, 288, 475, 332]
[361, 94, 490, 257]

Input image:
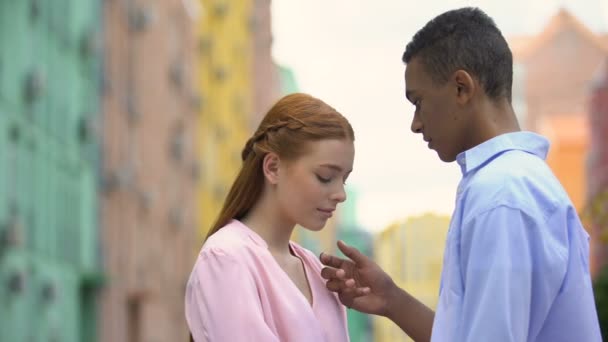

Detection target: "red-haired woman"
[185, 93, 354, 341]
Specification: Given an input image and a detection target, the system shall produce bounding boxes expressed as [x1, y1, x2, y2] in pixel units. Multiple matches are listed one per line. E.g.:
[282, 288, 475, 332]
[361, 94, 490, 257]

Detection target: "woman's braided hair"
[241, 117, 306, 161]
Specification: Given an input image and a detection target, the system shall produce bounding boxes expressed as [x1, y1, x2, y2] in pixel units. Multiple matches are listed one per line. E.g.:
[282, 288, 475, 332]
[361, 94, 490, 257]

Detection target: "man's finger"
[321, 266, 345, 280]
[355, 287, 371, 296]
[326, 279, 346, 292]
[320, 252, 349, 269]
[327, 278, 369, 294]
[337, 240, 369, 265]
[338, 294, 354, 308]
[341, 286, 369, 299]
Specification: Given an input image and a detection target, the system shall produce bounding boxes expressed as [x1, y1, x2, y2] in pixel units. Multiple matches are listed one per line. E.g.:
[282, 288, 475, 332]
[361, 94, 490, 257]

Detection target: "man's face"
[404, 57, 467, 162]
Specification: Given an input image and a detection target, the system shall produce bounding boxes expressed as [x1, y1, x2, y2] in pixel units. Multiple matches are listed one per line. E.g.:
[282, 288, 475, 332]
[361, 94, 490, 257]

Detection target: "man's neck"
[468, 100, 521, 149]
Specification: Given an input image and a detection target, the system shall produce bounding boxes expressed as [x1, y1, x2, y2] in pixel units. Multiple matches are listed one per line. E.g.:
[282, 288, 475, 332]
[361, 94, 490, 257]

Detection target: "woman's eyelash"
[316, 175, 331, 183]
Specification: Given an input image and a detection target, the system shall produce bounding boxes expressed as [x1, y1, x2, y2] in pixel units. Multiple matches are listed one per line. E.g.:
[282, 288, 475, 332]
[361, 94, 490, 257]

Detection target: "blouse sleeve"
[185, 248, 279, 342]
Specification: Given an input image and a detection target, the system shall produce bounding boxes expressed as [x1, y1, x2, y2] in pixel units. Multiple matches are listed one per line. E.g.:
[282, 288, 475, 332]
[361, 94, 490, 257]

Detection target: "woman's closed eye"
[316, 174, 332, 184]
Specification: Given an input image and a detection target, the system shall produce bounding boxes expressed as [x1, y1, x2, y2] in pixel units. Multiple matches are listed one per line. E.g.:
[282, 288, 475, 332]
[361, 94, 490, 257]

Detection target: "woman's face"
[275, 139, 354, 231]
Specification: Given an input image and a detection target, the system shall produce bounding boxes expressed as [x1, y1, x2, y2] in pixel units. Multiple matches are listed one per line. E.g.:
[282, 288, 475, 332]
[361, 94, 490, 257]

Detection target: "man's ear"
[262, 152, 281, 185]
[452, 69, 476, 105]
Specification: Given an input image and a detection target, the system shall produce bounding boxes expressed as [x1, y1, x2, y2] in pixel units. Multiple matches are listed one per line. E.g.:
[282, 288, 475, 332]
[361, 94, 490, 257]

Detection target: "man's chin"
[437, 150, 457, 163]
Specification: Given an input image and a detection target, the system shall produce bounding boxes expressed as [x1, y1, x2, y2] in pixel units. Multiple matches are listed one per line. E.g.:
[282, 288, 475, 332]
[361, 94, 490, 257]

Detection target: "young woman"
[185, 93, 354, 341]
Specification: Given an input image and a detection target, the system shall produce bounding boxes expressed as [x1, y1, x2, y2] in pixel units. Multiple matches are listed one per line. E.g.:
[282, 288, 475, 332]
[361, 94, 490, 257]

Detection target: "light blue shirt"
[431, 132, 601, 342]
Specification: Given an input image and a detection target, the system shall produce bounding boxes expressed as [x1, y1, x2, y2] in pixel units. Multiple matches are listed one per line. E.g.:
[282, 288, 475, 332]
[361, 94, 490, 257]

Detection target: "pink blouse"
[185, 220, 350, 341]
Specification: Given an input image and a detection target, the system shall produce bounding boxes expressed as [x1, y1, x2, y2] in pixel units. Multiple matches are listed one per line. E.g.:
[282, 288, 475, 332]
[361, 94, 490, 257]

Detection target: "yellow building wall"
[374, 213, 450, 342]
[197, 0, 254, 240]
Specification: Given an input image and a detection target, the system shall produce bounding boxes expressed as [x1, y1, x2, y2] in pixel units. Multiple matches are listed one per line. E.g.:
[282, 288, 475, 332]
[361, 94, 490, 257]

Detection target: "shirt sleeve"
[457, 205, 567, 341]
[185, 249, 279, 342]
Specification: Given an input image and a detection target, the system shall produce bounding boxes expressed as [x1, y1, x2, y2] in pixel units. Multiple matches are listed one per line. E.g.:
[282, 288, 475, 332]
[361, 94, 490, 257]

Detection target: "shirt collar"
[456, 131, 549, 175]
[231, 219, 269, 248]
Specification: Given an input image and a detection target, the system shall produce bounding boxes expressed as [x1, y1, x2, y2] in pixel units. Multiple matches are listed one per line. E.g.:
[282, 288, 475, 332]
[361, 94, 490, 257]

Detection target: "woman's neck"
[241, 194, 295, 257]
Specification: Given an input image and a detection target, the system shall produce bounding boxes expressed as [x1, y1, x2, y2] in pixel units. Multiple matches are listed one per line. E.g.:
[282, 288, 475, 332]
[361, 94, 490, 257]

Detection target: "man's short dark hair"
[402, 7, 513, 102]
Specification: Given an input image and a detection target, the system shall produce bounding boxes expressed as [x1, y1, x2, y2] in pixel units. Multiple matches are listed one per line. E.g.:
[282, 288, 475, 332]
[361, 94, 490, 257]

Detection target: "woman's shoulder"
[188, 222, 265, 290]
[200, 220, 261, 259]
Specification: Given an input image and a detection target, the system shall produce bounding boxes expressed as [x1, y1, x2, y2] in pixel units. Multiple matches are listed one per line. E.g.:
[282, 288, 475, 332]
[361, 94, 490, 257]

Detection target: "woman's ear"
[262, 153, 281, 185]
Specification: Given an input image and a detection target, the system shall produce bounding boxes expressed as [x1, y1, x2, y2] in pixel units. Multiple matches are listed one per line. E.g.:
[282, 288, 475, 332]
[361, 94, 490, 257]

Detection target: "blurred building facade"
[588, 59, 608, 277]
[510, 8, 608, 212]
[197, 0, 255, 239]
[197, 0, 283, 240]
[0, 2, 102, 341]
[99, 1, 199, 341]
[251, 0, 281, 129]
[510, 8, 608, 277]
[374, 214, 450, 342]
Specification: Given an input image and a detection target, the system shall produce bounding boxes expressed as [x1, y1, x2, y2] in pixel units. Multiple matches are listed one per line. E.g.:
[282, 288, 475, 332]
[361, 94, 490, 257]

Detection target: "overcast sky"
[270, 0, 608, 232]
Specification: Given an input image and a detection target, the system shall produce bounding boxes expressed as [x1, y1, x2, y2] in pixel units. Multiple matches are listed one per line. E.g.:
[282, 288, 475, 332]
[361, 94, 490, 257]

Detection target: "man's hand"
[320, 240, 397, 316]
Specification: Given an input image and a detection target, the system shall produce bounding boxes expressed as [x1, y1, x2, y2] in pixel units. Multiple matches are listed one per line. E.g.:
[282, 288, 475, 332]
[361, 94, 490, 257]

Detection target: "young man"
[320, 7, 601, 342]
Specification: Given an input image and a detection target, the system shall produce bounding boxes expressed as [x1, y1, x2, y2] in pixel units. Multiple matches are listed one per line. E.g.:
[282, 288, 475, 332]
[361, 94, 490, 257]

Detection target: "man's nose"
[411, 114, 422, 134]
